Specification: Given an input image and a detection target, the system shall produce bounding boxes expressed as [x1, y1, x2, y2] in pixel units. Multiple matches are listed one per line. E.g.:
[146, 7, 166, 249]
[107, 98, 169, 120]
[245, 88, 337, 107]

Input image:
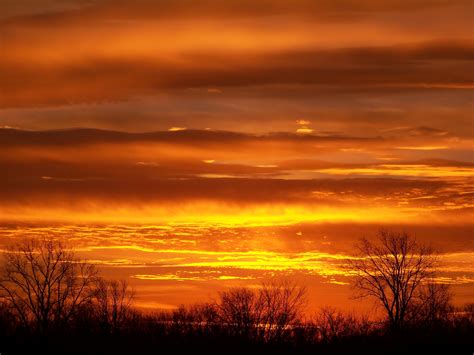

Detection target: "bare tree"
[460, 303, 474, 324]
[259, 280, 306, 342]
[94, 278, 134, 334]
[216, 281, 306, 342]
[0, 238, 97, 333]
[349, 230, 438, 331]
[315, 307, 371, 343]
[411, 282, 451, 326]
[217, 287, 262, 339]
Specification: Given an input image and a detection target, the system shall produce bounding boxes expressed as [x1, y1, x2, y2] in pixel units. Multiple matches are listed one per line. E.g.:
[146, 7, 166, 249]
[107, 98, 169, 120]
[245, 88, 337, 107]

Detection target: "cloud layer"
[1, 128, 472, 225]
[0, 0, 473, 137]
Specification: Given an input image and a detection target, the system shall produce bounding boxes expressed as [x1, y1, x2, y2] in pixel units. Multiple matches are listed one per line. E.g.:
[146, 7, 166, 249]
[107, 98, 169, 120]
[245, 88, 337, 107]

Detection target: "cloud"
[395, 146, 448, 151]
[1, 127, 468, 163]
[296, 127, 314, 134]
[0, 129, 472, 224]
[0, 127, 381, 148]
[0, 0, 101, 20]
[0, 128, 470, 172]
[0, 0, 472, 142]
[1, 41, 473, 108]
[383, 126, 450, 137]
[296, 120, 311, 126]
[2, 0, 471, 23]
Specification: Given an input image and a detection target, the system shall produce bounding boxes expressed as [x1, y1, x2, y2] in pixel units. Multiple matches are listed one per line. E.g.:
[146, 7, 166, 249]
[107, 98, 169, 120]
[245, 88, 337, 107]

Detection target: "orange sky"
[0, 0, 473, 312]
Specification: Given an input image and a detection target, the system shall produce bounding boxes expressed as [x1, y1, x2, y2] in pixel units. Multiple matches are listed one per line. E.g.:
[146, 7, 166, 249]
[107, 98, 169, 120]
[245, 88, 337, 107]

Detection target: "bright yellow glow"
[296, 119, 311, 125]
[0, 202, 424, 226]
[317, 165, 474, 178]
[296, 127, 314, 134]
[396, 146, 449, 151]
[168, 127, 187, 132]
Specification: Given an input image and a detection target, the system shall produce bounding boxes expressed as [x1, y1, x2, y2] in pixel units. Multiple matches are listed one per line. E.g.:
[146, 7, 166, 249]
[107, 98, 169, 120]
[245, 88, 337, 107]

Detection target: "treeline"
[0, 235, 473, 354]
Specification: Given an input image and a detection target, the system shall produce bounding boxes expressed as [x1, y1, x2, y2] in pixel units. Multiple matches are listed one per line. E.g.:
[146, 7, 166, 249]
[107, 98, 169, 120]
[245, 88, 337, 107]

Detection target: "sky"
[0, 0, 473, 312]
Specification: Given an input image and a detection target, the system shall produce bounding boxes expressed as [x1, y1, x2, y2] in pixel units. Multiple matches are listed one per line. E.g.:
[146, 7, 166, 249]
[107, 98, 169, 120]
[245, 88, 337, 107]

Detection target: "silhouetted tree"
[462, 303, 474, 323]
[315, 307, 372, 343]
[216, 281, 306, 342]
[217, 287, 262, 339]
[259, 281, 307, 342]
[94, 278, 135, 334]
[349, 230, 438, 331]
[0, 238, 97, 333]
[410, 282, 451, 326]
